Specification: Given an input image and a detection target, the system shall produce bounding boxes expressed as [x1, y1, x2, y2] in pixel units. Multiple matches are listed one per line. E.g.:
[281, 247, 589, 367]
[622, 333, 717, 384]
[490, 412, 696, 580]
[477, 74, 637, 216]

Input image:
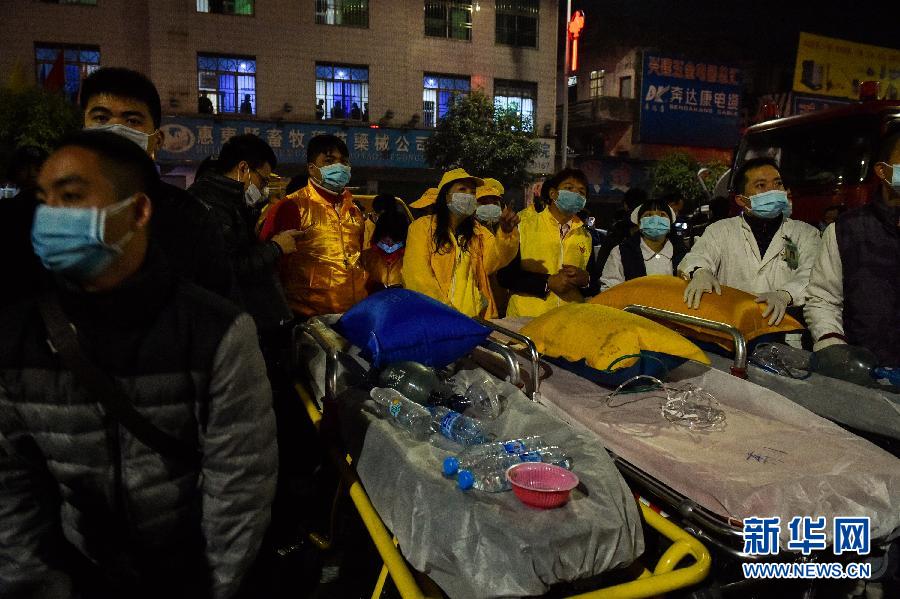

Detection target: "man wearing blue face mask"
[260, 134, 367, 317]
[80, 67, 232, 299]
[805, 129, 900, 366]
[1, 131, 277, 598]
[499, 168, 599, 317]
[678, 157, 821, 326]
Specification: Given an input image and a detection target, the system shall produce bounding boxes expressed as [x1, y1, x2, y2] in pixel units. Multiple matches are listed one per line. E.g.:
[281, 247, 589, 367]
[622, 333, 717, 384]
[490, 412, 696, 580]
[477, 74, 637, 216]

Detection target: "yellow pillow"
[589, 276, 803, 352]
[520, 303, 709, 371]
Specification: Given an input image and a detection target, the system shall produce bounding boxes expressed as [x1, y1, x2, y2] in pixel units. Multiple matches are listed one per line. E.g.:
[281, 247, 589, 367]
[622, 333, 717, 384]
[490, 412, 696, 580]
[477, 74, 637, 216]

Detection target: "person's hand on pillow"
[755, 290, 792, 326]
[683, 268, 721, 309]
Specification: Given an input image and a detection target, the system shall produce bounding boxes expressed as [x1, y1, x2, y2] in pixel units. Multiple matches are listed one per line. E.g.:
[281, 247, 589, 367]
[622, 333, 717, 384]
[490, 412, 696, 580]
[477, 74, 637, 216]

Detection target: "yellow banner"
[793, 32, 900, 100]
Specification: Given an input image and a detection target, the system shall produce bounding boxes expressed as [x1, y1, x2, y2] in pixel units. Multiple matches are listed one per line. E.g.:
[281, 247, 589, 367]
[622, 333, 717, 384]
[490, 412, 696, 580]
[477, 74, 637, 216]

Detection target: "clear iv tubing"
[605, 375, 727, 431]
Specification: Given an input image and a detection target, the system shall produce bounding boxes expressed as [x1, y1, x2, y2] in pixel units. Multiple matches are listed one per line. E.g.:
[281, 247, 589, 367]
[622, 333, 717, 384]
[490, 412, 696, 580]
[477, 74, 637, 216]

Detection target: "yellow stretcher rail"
[295, 381, 711, 599]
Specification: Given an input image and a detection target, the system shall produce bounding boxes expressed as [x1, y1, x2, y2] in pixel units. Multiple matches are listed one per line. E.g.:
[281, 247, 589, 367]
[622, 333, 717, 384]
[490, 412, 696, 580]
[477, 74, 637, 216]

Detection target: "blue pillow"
[335, 289, 491, 369]
[548, 351, 686, 388]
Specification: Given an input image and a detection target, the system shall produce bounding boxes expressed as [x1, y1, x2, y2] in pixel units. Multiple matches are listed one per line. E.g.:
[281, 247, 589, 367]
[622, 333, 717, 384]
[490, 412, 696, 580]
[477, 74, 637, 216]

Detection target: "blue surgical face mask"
[448, 192, 477, 217]
[317, 162, 351, 192]
[748, 189, 789, 219]
[475, 203, 502, 224]
[376, 240, 404, 254]
[555, 189, 587, 214]
[782, 199, 793, 219]
[32, 196, 136, 280]
[639, 215, 671, 240]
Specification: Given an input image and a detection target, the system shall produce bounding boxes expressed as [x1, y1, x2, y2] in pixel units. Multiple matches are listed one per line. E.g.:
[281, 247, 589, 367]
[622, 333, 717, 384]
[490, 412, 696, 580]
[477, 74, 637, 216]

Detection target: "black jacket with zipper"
[188, 173, 292, 333]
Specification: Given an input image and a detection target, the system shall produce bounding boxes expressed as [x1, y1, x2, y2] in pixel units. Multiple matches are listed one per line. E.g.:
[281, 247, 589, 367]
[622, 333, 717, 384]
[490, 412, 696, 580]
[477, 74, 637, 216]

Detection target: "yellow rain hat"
[476, 177, 505, 199]
[410, 187, 438, 209]
[437, 167, 485, 194]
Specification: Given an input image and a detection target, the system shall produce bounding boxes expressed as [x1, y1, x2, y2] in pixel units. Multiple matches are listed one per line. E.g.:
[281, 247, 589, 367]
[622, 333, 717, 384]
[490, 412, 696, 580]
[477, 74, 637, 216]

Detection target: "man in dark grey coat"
[0, 131, 277, 599]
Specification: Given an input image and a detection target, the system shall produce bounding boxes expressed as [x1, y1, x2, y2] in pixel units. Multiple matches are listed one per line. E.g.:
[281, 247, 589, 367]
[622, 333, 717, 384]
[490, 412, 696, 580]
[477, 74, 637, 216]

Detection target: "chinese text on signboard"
[639, 53, 742, 148]
[157, 117, 434, 168]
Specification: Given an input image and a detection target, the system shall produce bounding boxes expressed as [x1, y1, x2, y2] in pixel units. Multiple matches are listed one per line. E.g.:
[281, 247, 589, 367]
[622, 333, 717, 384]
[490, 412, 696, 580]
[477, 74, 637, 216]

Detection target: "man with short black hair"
[189, 134, 295, 332]
[260, 134, 367, 317]
[678, 157, 821, 326]
[805, 130, 900, 364]
[0, 131, 277, 598]
[80, 66, 232, 298]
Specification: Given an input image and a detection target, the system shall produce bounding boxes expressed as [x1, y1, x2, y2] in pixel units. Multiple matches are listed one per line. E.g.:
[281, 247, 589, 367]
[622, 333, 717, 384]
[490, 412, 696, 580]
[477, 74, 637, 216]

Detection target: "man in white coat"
[804, 129, 900, 364]
[678, 158, 821, 325]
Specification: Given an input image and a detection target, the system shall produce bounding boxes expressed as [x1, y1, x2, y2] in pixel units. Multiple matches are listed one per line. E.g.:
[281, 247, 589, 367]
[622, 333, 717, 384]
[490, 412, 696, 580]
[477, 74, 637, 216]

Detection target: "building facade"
[2, 0, 558, 196]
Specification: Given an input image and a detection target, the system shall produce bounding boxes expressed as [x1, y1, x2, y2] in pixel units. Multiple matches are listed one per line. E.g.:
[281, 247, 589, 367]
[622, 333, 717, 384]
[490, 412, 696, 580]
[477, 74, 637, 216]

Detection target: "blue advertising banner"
[639, 53, 742, 148]
[157, 117, 434, 167]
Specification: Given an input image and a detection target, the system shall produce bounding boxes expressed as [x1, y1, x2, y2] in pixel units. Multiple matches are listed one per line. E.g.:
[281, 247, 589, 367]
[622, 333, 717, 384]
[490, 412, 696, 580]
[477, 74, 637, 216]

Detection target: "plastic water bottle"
[461, 378, 504, 419]
[442, 436, 557, 475]
[452, 449, 573, 492]
[377, 361, 445, 406]
[428, 405, 486, 446]
[369, 388, 432, 440]
[456, 453, 524, 492]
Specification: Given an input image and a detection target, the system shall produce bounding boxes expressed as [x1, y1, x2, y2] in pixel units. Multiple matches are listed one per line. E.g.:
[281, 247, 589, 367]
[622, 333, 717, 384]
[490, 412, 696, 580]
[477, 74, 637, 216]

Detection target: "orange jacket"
[261, 181, 367, 317]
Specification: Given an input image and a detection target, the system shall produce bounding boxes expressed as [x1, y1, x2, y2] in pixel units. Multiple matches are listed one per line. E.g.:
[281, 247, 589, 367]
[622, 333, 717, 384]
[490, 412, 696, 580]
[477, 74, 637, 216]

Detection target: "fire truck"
[726, 95, 900, 224]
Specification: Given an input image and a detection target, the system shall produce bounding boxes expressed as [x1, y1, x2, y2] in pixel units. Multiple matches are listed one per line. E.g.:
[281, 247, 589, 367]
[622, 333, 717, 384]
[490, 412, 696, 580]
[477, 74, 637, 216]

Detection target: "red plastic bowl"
[506, 462, 579, 509]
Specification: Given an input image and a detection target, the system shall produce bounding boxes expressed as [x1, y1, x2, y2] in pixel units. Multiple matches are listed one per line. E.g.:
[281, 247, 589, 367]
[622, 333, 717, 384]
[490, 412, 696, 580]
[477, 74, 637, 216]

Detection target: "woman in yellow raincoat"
[402, 168, 520, 318]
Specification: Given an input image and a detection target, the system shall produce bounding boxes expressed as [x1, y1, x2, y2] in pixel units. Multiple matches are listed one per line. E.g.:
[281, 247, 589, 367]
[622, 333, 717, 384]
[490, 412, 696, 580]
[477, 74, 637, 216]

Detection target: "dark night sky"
[564, 0, 899, 63]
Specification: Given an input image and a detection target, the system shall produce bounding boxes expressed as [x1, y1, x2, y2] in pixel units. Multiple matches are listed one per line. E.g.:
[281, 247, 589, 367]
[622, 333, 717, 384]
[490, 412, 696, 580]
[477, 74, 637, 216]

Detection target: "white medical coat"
[677, 215, 821, 305]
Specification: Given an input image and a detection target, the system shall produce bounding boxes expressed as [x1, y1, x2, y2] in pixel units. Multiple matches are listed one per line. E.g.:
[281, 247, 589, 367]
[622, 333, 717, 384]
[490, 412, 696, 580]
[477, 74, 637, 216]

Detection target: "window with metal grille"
[590, 70, 605, 99]
[34, 43, 100, 103]
[423, 74, 470, 128]
[316, 64, 369, 121]
[425, 1, 473, 41]
[495, 0, 538, 47]
[494, 79, 536, 131]
[197, 54, 257, 115]
[315, 0, 369, 27]
[196, 0, 254, 15]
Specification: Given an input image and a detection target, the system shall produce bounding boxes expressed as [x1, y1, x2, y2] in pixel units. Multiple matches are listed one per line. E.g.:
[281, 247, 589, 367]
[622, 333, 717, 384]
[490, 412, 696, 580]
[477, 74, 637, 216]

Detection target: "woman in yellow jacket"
[402, 168, 520, 318]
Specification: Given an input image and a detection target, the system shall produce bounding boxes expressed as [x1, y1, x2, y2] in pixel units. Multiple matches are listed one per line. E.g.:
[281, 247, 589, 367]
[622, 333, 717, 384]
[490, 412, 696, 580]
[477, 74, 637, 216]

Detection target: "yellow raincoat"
[402, 215, 518, 318]
[506, 206, 593, 317]
[263, 181, 367, 317]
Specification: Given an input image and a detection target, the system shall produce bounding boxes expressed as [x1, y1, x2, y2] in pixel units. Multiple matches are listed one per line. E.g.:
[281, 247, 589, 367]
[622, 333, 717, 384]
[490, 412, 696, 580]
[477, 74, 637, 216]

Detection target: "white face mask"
[448, 192, 477, 217]
[86, 123, 155, 152]
[475, 203, 502, 224]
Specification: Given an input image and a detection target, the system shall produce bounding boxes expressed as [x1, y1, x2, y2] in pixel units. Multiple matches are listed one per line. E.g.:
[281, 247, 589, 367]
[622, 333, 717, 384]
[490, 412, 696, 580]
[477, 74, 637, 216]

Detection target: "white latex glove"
[813, 336, 847, 352]
[683, 268, 721, 309]
[755, 290, 792, 326]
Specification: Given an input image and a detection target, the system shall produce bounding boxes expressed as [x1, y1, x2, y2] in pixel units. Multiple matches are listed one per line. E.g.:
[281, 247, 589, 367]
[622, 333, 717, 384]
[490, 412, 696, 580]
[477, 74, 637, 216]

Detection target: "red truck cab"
[730, 100, 900, 225]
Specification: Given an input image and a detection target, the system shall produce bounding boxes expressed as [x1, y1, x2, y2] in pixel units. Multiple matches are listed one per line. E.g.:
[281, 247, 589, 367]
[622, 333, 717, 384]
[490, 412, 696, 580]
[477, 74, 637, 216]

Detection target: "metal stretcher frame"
[295, 318, 713, 599]
[622, 305, 749, 378]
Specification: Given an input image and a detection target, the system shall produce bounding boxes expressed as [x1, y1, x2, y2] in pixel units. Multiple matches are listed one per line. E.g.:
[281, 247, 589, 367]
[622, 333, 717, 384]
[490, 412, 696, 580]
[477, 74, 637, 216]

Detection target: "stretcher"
[487, 312, 900, 594]
[294, 316, 713, 599]
[621, 305, 900, 452]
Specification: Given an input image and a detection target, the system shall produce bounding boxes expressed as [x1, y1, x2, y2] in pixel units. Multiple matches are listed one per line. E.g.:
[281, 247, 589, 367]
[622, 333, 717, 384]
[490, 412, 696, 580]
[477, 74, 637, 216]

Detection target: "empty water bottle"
[428, 405, 486, 446]
[442, 436, 570, 476]
[456, 453, 524, 492]
[378, 361, 449, 406]
[461, 378, 504, 419]
[369, 388, 432, 440]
